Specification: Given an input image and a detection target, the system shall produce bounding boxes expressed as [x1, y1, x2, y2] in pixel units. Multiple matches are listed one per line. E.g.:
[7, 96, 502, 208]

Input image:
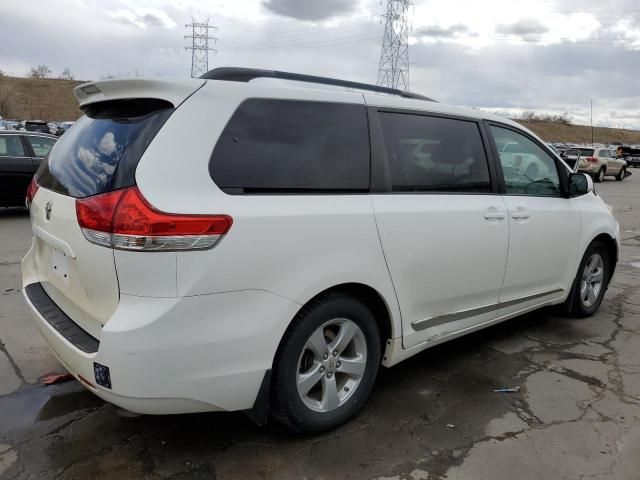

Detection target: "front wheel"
[565, 241, 610, 317]
[270, 293, 381, 433]
[616, 167, 626, 181]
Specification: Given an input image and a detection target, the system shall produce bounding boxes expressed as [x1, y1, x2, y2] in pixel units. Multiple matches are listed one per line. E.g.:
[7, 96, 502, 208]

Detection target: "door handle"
[484, 207, 506, 220]
[511, 207, 530, 220]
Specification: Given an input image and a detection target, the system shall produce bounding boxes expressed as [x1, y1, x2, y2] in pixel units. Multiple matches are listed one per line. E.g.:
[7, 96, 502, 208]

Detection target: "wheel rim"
[296, 318, 367, 413]
[580, 253, 604, 307]
[599, 169, 605, 181]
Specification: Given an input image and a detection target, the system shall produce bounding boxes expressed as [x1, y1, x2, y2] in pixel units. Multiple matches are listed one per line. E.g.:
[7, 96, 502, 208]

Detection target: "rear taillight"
[76, 186, 232, 251]
[586, 157, 598, 163]
[26, 176, 39, 206]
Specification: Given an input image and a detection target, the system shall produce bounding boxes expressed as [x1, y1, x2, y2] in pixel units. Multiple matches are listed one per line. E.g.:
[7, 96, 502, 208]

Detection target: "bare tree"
[101, 73, 116, 80]
[29, 65, 52, 78]
[59, 68, 74, 80]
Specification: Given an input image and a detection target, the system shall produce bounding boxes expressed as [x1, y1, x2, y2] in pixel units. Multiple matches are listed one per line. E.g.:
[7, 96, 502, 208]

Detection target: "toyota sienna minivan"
[22, 67, 619, 433]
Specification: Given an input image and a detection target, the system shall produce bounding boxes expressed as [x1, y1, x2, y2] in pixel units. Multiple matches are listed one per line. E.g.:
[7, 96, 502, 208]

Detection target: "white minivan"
[22, 68, 619, 433]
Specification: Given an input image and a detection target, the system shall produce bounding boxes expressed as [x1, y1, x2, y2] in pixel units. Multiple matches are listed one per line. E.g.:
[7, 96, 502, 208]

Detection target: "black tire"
[594, 168, 605, 183]
[564, 241, 610, 317]
[616, 167, 626, 181]
[270, 292, 381, 434]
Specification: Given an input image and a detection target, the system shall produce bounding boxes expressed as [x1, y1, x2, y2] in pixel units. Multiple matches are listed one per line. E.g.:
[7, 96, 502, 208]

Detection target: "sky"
[1, 0, 639, 128]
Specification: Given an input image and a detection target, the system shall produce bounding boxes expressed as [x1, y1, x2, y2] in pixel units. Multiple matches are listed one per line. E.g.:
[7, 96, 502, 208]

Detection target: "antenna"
[376, 0, 411, 91]
[185, 17, 217, 78]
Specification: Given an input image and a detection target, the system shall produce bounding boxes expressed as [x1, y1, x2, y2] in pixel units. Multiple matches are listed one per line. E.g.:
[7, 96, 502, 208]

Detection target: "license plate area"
[51, 248, 70, 282]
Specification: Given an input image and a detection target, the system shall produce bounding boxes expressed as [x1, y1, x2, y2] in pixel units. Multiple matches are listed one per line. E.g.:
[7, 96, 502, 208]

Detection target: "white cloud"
[611, 19, 640, 50]
[98, 132, 117, 155]
[108, 7, 177, 29]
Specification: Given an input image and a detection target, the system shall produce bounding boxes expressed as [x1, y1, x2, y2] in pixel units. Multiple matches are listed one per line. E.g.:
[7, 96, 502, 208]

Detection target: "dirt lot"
[1, 173, 640, 479]
[519, 120, 640, 146]
[0, 77, 83, 121]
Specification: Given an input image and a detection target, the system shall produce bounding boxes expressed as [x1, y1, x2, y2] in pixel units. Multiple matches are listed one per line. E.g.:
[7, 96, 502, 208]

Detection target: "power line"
[377, 0, 412, 91]
[185, 17, 217, 78]
[223, 33, 380, 52]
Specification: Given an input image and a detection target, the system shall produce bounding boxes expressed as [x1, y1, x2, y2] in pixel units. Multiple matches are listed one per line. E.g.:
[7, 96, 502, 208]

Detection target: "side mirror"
[569, 173, 593, 197]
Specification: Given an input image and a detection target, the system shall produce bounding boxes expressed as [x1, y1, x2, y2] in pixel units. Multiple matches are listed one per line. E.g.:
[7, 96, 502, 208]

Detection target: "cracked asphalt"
[1, 173, 640, 480]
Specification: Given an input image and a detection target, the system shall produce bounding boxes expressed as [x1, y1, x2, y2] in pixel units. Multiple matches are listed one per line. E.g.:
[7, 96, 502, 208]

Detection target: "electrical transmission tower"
[185, 17, 217, 78]
[376, 0, 411, 91]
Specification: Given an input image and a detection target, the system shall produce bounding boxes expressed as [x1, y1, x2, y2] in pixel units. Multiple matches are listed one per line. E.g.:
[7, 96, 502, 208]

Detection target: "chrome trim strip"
[411, 288, 564, 331]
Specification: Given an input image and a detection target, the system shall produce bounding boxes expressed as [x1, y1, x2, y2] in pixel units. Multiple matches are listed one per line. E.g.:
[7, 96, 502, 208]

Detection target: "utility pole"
[185, 17, 217, 78]
[377, 0, 411, 91]
[590, 99, 594, 146]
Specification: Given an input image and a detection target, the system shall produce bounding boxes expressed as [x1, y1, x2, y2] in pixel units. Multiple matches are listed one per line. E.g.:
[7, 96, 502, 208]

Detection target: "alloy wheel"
[296, 318, 367, 413]
[580, 253, 604, 307]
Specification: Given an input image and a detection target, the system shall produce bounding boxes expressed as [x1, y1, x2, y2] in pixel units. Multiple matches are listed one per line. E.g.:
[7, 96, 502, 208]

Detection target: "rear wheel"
[616, 167, 626, 181]
[594, 168, 605, 183]
[565, 241, 609, 317]
[270, 293, 381, 434]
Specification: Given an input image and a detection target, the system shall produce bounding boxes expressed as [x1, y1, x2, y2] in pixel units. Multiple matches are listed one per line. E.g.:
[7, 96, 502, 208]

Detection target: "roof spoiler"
[74, 78, 206, 109]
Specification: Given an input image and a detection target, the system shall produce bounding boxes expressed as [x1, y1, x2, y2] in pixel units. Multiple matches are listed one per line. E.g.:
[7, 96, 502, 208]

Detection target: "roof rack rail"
[200, 67, 436, 102]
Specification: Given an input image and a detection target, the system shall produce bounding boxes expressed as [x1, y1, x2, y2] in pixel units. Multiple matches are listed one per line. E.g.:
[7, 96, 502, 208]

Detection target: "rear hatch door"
[28, 80, 203, 339]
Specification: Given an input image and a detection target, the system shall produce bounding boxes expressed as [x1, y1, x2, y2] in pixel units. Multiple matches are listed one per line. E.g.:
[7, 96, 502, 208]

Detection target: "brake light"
[76, 186, 232, 251]
[586, 157, 598, 163]
[26, 176, 39, 206]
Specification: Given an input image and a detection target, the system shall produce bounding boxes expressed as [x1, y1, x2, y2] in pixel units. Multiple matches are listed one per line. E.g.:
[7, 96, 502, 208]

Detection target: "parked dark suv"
[618, 146, 640, 168]
[24, 120, 51, 134]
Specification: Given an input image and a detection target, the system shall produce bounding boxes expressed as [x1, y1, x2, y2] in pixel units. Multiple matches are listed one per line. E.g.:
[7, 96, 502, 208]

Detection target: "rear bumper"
[577, 164, 595, 173]
[22, 247, 301, 414]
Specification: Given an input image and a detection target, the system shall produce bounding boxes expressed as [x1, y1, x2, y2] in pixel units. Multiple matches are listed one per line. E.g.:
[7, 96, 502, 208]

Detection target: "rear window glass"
[36, 99, 173, 198]
[209, 99, 370, 194]
[579, 148, 595, 156]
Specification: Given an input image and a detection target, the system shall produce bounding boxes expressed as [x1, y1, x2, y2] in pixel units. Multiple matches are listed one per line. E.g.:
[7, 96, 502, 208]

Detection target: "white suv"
[22, 68, 619, 433]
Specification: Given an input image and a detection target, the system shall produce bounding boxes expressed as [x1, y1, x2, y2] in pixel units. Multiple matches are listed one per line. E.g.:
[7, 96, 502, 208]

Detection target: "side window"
[26, 136, 56, 157]
[490, 126, 561, 197]
[0, 136, 27, 157]
[378, 113, 491, 193]
[210, 99, 370, 193]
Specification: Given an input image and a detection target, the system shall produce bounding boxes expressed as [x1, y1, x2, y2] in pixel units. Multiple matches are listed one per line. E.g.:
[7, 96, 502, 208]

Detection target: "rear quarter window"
[209, 99, 370, 194]
[36, 99, 173, 198]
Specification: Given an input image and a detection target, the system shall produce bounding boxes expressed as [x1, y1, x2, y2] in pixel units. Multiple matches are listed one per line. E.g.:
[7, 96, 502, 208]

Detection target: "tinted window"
[0, 135, 26, 156]
[210, 99, 370, 193]
[26, 136, 56, 157]
[36, 99, 173, 198]
[379, 113, 491, 193]
[491, 126, 561, 197]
